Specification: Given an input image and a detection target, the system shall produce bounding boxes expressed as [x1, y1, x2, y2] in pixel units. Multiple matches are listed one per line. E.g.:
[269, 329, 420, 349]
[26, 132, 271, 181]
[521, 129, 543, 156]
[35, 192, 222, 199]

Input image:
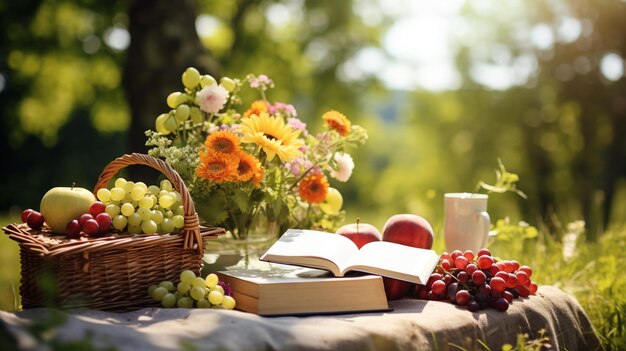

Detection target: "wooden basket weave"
[3, 153, 225, 311]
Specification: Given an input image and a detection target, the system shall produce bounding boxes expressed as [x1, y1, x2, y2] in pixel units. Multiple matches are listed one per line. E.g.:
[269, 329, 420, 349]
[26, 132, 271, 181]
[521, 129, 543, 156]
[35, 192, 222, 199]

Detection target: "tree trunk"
[123, 0, 219, 179]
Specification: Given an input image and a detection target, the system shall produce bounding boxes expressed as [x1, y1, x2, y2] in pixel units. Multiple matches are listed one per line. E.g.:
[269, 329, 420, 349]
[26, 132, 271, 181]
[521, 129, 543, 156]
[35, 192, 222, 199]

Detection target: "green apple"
[40, 186, 96, 233]
[320, 187, 343, 214]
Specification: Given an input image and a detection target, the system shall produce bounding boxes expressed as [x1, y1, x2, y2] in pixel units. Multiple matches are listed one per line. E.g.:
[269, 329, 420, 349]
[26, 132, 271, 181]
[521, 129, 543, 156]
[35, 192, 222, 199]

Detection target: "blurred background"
[1, 0, 625, 241]
[1, 2, 626, 343]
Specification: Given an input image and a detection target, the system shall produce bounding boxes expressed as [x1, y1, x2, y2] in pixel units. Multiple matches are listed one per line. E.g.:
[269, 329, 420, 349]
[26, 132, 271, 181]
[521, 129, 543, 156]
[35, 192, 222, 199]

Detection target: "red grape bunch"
[64, 201, 113, 239]
[415, 248, 538, 312]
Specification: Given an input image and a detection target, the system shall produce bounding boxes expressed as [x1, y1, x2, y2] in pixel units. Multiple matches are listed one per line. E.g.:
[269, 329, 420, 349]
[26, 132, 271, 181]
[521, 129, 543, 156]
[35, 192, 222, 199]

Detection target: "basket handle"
[93, 153, 203, 254]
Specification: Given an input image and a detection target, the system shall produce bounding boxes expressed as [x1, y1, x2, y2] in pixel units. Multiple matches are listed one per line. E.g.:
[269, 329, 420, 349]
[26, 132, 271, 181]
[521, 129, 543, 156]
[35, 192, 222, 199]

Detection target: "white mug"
[443, 193, 490, 253]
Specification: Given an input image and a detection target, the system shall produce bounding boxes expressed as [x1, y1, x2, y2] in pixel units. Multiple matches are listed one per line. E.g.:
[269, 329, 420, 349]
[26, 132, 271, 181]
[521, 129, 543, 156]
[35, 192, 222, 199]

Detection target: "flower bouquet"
[146, 68, 367, 243]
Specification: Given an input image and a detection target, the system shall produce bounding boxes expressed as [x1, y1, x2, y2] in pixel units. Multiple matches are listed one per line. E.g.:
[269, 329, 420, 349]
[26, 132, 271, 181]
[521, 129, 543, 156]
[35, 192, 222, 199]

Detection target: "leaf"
[264, 187, 278, 201]
[476, 159, 527, 199]
[250, 188, 265, 203]
[194, 195, 228, 226]
[233, 189, 250, 213]
[271, 198, 284, 218]
[279, 201, 289, 219]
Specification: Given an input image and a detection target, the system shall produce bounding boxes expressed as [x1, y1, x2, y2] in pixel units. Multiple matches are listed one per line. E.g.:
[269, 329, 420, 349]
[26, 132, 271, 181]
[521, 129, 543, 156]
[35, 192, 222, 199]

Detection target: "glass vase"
[202, 218, 280, 273]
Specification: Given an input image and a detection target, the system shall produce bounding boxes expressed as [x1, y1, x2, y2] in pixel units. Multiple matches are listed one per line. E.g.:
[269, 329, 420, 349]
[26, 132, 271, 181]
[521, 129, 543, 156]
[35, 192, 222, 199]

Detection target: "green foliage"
[489, 218, 538, 245]
[499, 329, 551, 351]
[476, 159, 527, 199]
[2, 0, 128, 146]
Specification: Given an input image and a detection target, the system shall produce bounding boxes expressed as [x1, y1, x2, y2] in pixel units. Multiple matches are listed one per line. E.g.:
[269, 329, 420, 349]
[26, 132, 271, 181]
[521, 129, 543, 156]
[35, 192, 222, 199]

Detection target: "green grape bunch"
[154, 67, 236, 137]
[148, 270, 236, 310]
[95, 177, 185, 234]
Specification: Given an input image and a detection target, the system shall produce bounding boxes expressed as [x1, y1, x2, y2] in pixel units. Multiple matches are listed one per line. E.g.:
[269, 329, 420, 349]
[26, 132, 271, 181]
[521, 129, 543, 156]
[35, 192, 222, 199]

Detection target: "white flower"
[330, 153, 354, 182]
[196, 84, 229, 114]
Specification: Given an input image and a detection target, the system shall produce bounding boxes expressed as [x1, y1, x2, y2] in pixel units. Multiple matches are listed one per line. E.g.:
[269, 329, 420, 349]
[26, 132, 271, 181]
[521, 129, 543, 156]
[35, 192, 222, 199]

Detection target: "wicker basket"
[3, 153, 225, 311]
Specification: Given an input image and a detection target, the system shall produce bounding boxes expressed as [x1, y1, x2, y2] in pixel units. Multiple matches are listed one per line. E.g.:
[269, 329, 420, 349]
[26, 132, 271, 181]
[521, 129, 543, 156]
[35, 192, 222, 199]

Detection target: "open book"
[260, 229, 439, 284]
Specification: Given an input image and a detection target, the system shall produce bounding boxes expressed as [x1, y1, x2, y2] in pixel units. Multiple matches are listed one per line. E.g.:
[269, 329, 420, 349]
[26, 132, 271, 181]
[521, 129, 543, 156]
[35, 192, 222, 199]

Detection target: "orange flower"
[196, 151, 238, 183]
[204, 130, 240, 155]
[322, 110, 351, 136]
[251, 164, 265, 187]
[298, 173, 329, 204]
[242, 100, 269, 119]
[233, 151, 262, 183]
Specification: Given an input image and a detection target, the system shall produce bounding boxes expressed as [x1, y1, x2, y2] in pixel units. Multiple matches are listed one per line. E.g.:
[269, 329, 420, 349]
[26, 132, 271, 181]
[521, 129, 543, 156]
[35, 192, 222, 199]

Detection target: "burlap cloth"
[0, 285, 601, 350]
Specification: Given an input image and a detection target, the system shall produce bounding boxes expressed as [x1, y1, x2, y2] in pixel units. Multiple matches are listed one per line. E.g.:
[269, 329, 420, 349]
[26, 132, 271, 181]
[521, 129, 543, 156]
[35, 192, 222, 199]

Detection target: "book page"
[260, 229, 358, 276]
[344, 241, 439, 284]
[222, 266, 334, 284]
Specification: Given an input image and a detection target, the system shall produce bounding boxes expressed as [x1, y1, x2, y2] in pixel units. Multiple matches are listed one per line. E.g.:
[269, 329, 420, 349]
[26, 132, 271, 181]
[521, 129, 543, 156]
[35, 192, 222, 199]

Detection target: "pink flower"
[287, 162, 300, 176]
[287, 158, 313, 176]
[288, 117, 307, 134]
[249, 74, 274, 90]
[330, 153, 354, 182]
[196, 84, 229, 114]
[316, 132, 331, 146]
[270, 102, 298, 118]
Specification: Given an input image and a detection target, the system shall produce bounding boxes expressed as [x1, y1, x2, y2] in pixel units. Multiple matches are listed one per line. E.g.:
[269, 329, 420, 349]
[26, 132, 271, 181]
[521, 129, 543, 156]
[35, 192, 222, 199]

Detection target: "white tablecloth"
[0, 286, 601, 350]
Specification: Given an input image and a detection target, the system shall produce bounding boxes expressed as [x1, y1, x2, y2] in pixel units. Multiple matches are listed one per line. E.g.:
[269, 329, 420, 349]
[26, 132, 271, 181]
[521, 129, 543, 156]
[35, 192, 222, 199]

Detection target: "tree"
[510, 0, 626, 239]
[124, 0, 220, 157]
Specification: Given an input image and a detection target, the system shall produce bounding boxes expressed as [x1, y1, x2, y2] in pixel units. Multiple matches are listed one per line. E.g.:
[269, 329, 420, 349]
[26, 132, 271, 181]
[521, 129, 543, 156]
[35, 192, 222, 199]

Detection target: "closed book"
[217, 266, 390, 316]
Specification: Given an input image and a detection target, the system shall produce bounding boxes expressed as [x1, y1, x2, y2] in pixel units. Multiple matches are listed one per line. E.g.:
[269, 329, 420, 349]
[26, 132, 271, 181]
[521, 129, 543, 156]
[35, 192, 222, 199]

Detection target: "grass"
[0, 213, 22, 312]
[485, 219, 626, 350]
[1, 212, 624, 350]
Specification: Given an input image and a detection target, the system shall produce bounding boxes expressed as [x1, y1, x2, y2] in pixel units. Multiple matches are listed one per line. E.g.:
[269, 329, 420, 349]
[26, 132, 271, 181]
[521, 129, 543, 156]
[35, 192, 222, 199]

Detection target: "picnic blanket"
[0, 285, 602, 350]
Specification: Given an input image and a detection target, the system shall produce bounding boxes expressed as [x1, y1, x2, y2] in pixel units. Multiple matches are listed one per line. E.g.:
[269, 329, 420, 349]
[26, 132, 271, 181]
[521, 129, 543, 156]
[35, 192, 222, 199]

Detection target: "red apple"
[382, 214, 435, 300]
[382, 277, 412, 301]
[336, 218, 381, 249]
[382, 214, 434, 249]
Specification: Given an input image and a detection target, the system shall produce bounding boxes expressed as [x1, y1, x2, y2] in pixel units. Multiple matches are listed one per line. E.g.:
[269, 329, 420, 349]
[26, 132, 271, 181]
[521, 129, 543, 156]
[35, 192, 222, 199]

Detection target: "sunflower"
[204, 130, 240, 155]
[242, 100, 269, 119]
[298, 173, 329, 204]
[238, 112, 304, 162]
[196, 151, 238, 183]
[232, 151, 263, 183]
[322, 110, 351, 136]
